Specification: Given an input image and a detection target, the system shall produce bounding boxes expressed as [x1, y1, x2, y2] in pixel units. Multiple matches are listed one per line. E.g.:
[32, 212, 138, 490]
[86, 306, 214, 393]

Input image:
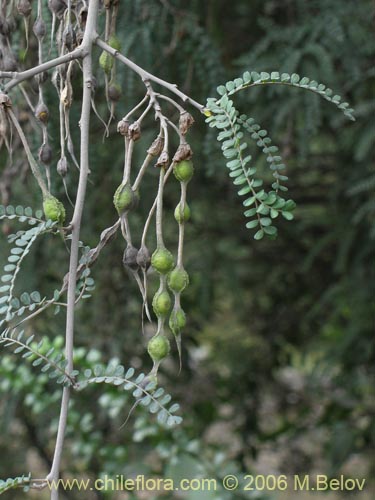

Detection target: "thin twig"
[95, 37, 205, 113]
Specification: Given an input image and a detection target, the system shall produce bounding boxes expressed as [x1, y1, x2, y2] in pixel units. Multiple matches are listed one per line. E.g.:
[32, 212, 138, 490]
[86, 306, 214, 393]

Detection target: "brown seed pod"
[136, 245, 151, 270]
[1, 52, 17, 72]
[117, 119, 129, 136]
[17, 0, 32, 17]
[172, 143, 193, 163]
[33, 16, 46, 39]
[123, 244, 139, 272]
[155, 150, 169, 168]
[0, 18, 11, 36]
[38, 143, 53, 165]
[0, 93, 12, 108]
[48, 0, 67, 18]
[179, 111, 194, 135]
[147, 136, 164, 157]
[108, 82, 122, 102]
[128, 122, 141, 141]
[57, 156, 68, 177]
[35, 102, 49, 124]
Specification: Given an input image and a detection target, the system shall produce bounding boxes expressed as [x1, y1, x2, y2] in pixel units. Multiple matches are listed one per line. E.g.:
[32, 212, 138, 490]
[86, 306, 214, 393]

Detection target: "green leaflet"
[206, 71, 354, 239]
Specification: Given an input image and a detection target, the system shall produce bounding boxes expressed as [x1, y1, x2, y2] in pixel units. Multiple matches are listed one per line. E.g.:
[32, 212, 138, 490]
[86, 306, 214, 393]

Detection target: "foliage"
[0, 0, 373, 497]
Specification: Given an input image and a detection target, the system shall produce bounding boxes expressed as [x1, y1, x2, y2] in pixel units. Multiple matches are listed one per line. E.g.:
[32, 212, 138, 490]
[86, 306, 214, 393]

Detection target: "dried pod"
[57, 156, 68, 177]
[172, 143, 193, 163]
[173, 159, 194, 183]
[63, 25, 76, 50]
[179, 111, 195, 135]
[128, 122, 141, 141]
[39, 143, 53, 165]
[0, 18, 12, 36]
[35, 102, 49, 124]
[48, 0, 67, 18]
[0, 93, 12, 108]
[155, 151, 169, 168]
[147, 136, 164, 157]
[117, 119, 130, 136]
[151, 247, 174, 275]
[167, 266, 189, 293]
[43, 195, 66, 224]
[113, 183, 139, 215]
[152, 290, 171, 318]
[136, 245, 151, 270]
[108, 82, 122, 102]
[61, 84, 73, 107]
[174, 201, 191, 223]
[17, 0, 32, 17]
[123, 244, 139, 272]
[1, 52, 17, 72]
[33, 17, 46, 39]
[148, 335, 170, 363]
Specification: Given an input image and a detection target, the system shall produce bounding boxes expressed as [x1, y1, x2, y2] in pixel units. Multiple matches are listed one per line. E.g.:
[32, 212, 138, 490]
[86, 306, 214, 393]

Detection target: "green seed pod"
[113, 183, 138, 215]
[174, 201, 191, 223]
[152, 290, 171, 318]
[173, 159, 194, 183]
[169, 307, 186, 335]
[99, 50, 113, 75]
[151, 247, 174, 274]
[167, 267, 189, 293]
[108, 34, 121, 52]
[43, 195, 66, 224]
[148, 335, 170, 363]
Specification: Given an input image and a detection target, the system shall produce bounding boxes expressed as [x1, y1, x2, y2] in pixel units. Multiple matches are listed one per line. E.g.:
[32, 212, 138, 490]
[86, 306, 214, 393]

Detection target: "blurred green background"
[0, 0, 374, 499]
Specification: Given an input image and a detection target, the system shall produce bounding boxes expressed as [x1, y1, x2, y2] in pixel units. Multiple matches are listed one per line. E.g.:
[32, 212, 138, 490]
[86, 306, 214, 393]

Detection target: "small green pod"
[148, 335, 170, 362]
[169, 307, 186, 335]
[167, 267, 189, 293]
[113, 183, 138, 215]
[152, 290, 171, 318]
[174, 201, 191, 223]
[43, 195, 66, 225]
[108, 35, 121, 51]
[99, 50, 114, 75]
[151, 247, 174, 274]
[173, 160, 194, 183]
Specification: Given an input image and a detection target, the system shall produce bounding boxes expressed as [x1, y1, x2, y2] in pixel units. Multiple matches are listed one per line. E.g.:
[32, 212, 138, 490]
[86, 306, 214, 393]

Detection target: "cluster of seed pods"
[114, 103, 195, 379]
[1, 0, 195, 378]
[0, 0, 95, 224]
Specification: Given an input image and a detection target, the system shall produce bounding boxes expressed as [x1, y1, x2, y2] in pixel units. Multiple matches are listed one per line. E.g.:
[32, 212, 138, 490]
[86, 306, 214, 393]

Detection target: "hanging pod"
[151, 247, 174, 275]
[174, 201, 191, 223]
[152, 289, 171, 319]
[147, 335, 170, 363]
[113, 183, 139, 216]
[169, 307, 186, 336]
[43, 195, 66, 224]
[173, 159, 194, 183]
[167, 266, 189, 293]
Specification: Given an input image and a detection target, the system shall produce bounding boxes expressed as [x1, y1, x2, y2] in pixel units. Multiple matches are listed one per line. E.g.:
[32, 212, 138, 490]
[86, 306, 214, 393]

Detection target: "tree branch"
[46, 2, 99, 498]
[2, 47, 86, 92]
[95, 37, 205, 113]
